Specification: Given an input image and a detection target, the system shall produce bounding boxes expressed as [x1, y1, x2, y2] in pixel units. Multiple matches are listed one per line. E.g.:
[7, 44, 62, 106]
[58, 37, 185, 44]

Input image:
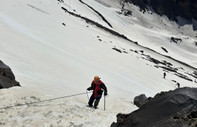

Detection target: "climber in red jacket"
[87, 76, 108, 109]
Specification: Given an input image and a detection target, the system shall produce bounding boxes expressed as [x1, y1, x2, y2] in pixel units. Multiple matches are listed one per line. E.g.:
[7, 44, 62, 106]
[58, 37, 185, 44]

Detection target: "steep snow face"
[0, 0, 197, 126]
[85, 0, 197, 67]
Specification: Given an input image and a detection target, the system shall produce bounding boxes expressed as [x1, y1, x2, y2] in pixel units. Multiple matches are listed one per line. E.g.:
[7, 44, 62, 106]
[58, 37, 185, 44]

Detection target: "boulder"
[134, 94, 148, 107]
[0, 60, 20, 89]
[111, 87, 197, 127]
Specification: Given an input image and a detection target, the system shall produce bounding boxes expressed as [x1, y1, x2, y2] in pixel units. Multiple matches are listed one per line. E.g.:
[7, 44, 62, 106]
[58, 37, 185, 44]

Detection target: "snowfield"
[0, 0, 197, 126]
[0, 87, 136, 127]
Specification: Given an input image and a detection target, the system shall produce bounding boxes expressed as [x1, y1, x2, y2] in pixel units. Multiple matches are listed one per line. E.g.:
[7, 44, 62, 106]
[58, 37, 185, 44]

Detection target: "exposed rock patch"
[161, 47, 168, 53]
[62, 23, 66, 26]
[57, 0, 64, 3]
[155, 65, 177, 72]
[0, 60, 20, 89]
[112, 47, 122, 53]
[170, 37, 182, 44]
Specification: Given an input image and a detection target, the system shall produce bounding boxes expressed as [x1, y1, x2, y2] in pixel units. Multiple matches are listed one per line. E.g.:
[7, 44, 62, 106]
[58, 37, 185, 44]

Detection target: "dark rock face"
[134, 94, 148, 107]
[111, 87, 197, 127]
[0, 60, 20, 89]
[126, 0, 148, 12]
[127, 0, 197, 30]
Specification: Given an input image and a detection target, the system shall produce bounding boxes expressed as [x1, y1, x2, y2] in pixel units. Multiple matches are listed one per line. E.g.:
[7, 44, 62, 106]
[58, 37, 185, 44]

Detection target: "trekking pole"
[86, 90, 89, 100]
[104, 96, 106, 111]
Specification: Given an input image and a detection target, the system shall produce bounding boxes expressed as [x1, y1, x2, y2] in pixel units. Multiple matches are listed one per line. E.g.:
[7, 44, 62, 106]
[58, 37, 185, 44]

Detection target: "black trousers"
[88, 94, 102, 107]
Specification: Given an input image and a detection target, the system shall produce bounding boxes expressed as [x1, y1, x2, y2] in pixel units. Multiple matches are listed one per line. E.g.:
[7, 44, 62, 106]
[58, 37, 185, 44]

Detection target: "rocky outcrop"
[170, 37, 182, 44]
[111, 87, 197, 127]
[0, 60, 20, 89]
[127, 0, 197, 30]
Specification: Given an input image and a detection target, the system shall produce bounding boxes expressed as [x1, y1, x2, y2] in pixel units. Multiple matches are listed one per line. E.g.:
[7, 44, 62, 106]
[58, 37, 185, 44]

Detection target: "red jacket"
[88, 80, 107, 98]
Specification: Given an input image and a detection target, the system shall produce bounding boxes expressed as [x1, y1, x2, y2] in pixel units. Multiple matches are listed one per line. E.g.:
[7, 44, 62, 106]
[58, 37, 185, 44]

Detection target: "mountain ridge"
[126, 0, 197, 30]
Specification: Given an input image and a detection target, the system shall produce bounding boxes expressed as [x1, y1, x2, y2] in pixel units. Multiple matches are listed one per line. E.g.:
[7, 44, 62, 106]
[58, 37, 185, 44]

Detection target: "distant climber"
[176, 83, 180, 88]
[163, 72, 166, 79]
[87, 76, 108, 109]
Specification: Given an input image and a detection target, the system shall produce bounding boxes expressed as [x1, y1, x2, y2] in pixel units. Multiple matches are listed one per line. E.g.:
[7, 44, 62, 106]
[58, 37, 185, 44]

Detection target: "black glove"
[87, 88, 91, 91]
[104, 92, 108, 96]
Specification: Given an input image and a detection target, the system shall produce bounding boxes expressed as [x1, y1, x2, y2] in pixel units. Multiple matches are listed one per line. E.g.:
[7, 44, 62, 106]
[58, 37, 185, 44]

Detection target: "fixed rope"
[0, 92, 91, 110]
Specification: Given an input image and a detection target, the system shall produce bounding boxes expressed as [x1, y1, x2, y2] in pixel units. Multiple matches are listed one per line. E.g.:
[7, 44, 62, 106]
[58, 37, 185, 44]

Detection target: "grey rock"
[0, 60, 20, 89]
[134, 94, 148, 107]
[111, 87, 197, 127]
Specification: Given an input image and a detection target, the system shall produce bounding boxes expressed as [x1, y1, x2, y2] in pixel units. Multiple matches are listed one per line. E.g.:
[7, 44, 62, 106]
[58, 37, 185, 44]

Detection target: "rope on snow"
[0, 92, 92, 110]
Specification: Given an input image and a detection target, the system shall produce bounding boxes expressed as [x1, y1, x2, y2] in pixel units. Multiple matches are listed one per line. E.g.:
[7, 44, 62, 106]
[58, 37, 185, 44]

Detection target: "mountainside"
[0, 0, 197, 126]
[127, 0, 197, 30]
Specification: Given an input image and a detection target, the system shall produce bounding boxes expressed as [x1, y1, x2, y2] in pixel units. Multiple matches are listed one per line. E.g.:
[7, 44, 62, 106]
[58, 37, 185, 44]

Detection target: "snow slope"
[84, 0, 197, 67]
[0, 0, 197, 126]
[0, 87, 136, 127]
